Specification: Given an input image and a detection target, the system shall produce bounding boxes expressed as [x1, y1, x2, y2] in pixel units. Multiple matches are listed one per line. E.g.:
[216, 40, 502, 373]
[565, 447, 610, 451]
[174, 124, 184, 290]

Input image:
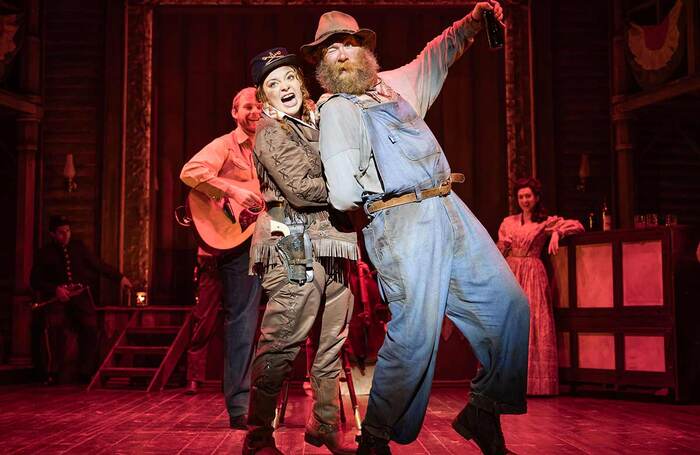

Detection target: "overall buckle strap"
[365, 173, 465, 215]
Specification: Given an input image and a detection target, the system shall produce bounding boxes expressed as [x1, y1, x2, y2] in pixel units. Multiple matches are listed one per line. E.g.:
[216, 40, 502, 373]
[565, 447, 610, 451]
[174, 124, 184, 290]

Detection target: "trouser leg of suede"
[247, 261, 351, 436]
[309, 278, 352, 427]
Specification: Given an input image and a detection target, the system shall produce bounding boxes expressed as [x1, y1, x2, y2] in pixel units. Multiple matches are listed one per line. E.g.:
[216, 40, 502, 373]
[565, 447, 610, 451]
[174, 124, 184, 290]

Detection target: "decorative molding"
[0, 88, 42, 115]
[504, 1, 533, 212]
[124, 4, 153, 290]
[11, 115, 40, 366]
[130, 0, 477, 5]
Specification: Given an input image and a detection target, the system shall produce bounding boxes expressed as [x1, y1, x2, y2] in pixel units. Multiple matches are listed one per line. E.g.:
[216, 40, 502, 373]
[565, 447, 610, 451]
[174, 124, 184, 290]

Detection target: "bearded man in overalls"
[301, 2, 529, 454]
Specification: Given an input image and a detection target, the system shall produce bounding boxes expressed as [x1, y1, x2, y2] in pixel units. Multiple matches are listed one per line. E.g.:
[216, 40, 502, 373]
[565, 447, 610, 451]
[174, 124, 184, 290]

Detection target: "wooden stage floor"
[1, 385, 699, 454]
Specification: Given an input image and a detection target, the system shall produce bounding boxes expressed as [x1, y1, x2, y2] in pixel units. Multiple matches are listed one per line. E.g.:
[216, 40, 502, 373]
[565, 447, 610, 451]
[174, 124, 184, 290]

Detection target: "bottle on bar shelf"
[587, 211, 598, 231]
[601, 198, 612, 231]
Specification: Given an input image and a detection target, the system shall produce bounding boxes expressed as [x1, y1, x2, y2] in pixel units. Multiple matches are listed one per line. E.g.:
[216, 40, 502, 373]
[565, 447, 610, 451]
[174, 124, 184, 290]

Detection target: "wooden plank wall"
[40, 0, 106, 253]
[627, 1, 700, 227]
[634, 99, 700, 226]
[543, 1, 612, 225]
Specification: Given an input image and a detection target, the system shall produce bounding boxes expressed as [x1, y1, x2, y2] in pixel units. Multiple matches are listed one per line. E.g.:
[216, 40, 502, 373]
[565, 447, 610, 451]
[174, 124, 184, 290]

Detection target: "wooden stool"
[274, 345, 361, 430]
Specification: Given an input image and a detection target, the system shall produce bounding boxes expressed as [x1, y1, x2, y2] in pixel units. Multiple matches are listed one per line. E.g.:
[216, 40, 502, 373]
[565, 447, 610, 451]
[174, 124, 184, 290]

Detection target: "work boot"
[451, 403, 507, 455]
[356, 429, 391, 455]
[304, 377, 356, 454]
[229, 414, 247, 430]
[242, 431, 284, 455]
[244, 379, 284, 450]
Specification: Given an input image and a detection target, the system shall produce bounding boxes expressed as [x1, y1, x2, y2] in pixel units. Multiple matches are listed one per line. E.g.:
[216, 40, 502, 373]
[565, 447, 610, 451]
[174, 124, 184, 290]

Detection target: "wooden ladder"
[87, 306, 192, 392]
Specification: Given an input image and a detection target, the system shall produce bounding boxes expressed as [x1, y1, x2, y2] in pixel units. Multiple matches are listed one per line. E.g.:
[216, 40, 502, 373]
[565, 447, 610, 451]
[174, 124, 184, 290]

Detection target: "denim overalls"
[336, 93, 530, 443]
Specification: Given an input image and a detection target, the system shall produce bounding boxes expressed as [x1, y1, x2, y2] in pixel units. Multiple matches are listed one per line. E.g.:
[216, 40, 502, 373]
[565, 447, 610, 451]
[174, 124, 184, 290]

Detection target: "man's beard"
[316, 48, 380, 95]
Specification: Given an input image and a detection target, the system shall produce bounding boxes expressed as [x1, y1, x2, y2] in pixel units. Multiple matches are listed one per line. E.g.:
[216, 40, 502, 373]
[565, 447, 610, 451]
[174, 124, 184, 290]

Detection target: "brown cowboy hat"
[300, 11, 376, 64]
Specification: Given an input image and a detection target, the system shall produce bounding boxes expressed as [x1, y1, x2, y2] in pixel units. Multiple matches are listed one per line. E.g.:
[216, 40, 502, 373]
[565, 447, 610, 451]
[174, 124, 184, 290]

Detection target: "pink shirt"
[180, 126, 259, 199]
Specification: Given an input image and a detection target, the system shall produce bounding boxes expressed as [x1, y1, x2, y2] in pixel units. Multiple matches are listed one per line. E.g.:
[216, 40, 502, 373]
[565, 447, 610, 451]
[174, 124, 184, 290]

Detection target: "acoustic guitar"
[186, 179, 263, 252]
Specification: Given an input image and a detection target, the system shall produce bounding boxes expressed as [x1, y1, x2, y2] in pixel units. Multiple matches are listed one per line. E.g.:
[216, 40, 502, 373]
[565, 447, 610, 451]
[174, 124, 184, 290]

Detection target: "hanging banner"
[626, 0, 685, 89]
[0, 10, 22, 82]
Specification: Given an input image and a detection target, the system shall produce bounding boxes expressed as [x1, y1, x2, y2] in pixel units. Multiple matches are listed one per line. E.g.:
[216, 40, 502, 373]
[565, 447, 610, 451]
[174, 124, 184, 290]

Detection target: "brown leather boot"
[245, 383, 284, 454]
[304, 417, 356, 454]
[304, 377, 356, 454]
[451, 403, 507, 455]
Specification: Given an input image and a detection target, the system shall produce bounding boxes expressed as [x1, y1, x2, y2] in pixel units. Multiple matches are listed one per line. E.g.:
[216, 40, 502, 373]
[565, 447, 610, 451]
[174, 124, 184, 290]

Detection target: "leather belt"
[366, 173, 465, 215]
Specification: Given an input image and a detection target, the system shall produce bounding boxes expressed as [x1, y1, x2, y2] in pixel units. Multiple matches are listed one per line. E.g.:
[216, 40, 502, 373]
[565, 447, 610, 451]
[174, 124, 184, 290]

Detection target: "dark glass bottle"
[587, 211, 598, 231]
[483, 10, 504, 50]
[601, 198, 612, 231]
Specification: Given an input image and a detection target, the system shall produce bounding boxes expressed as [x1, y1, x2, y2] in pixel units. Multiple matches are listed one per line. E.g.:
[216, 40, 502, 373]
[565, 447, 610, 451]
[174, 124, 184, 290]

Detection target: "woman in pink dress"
[498, 178, 583, 395]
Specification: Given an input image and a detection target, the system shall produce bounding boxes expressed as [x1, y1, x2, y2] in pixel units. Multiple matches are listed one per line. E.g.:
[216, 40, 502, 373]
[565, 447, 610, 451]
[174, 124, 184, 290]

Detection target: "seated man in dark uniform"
[30, 215, 132, 385]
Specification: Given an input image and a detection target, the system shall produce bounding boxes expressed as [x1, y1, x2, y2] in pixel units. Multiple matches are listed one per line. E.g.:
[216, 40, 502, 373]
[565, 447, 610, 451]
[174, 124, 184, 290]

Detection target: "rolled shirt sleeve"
[180, 137, 235, 199]
[319, 96, 382, 211]
[382, 13, 482, 117]
[544, 216, 585, 238]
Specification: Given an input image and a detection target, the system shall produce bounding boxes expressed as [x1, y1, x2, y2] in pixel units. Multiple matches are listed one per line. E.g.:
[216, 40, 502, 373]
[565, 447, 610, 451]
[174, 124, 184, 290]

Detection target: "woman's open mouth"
[281, 93, 296, 107]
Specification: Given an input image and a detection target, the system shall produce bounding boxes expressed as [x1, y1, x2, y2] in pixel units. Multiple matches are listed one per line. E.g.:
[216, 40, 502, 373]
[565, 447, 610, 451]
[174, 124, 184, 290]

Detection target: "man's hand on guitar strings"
[227, 186, 264, 210]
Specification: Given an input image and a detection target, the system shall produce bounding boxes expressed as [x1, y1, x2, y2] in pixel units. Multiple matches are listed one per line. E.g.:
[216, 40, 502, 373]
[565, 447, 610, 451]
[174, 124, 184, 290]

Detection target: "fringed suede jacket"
[249, 113, 358, 278]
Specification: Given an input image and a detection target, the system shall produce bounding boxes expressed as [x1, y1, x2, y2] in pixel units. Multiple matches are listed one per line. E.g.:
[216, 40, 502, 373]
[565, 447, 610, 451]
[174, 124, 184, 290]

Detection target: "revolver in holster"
[275, 224, 314, 285]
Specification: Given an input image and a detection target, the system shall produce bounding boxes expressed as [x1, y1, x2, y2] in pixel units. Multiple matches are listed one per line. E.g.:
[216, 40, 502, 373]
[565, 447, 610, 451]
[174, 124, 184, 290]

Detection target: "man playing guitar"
[179, 87, 264, 429]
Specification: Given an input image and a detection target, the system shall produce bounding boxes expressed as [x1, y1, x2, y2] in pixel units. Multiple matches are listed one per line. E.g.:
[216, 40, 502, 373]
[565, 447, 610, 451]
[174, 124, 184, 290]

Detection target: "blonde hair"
[232, 86, 257, 112]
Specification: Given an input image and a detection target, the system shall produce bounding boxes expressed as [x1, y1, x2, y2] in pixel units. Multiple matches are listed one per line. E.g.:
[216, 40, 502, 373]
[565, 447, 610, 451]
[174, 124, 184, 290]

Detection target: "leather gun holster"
[275, 224, 314, 285]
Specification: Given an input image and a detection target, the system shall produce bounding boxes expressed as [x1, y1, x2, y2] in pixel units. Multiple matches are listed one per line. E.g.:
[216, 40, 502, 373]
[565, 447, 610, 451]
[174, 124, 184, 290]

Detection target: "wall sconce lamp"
[63, 153, 77, 192]
[576, 152, 590, 192]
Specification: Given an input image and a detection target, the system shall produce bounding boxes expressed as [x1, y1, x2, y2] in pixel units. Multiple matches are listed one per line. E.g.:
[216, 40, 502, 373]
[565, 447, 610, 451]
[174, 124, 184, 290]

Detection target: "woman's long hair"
[256, 65, 315, 126]
[514, 177, 547, 223]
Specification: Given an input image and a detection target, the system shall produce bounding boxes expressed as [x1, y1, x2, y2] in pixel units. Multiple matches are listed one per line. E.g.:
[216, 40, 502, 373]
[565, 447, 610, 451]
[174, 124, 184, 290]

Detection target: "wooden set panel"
[553, 226, 700, 401]
[575, 244, 613, 308]
[622, 240, 664, 307]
